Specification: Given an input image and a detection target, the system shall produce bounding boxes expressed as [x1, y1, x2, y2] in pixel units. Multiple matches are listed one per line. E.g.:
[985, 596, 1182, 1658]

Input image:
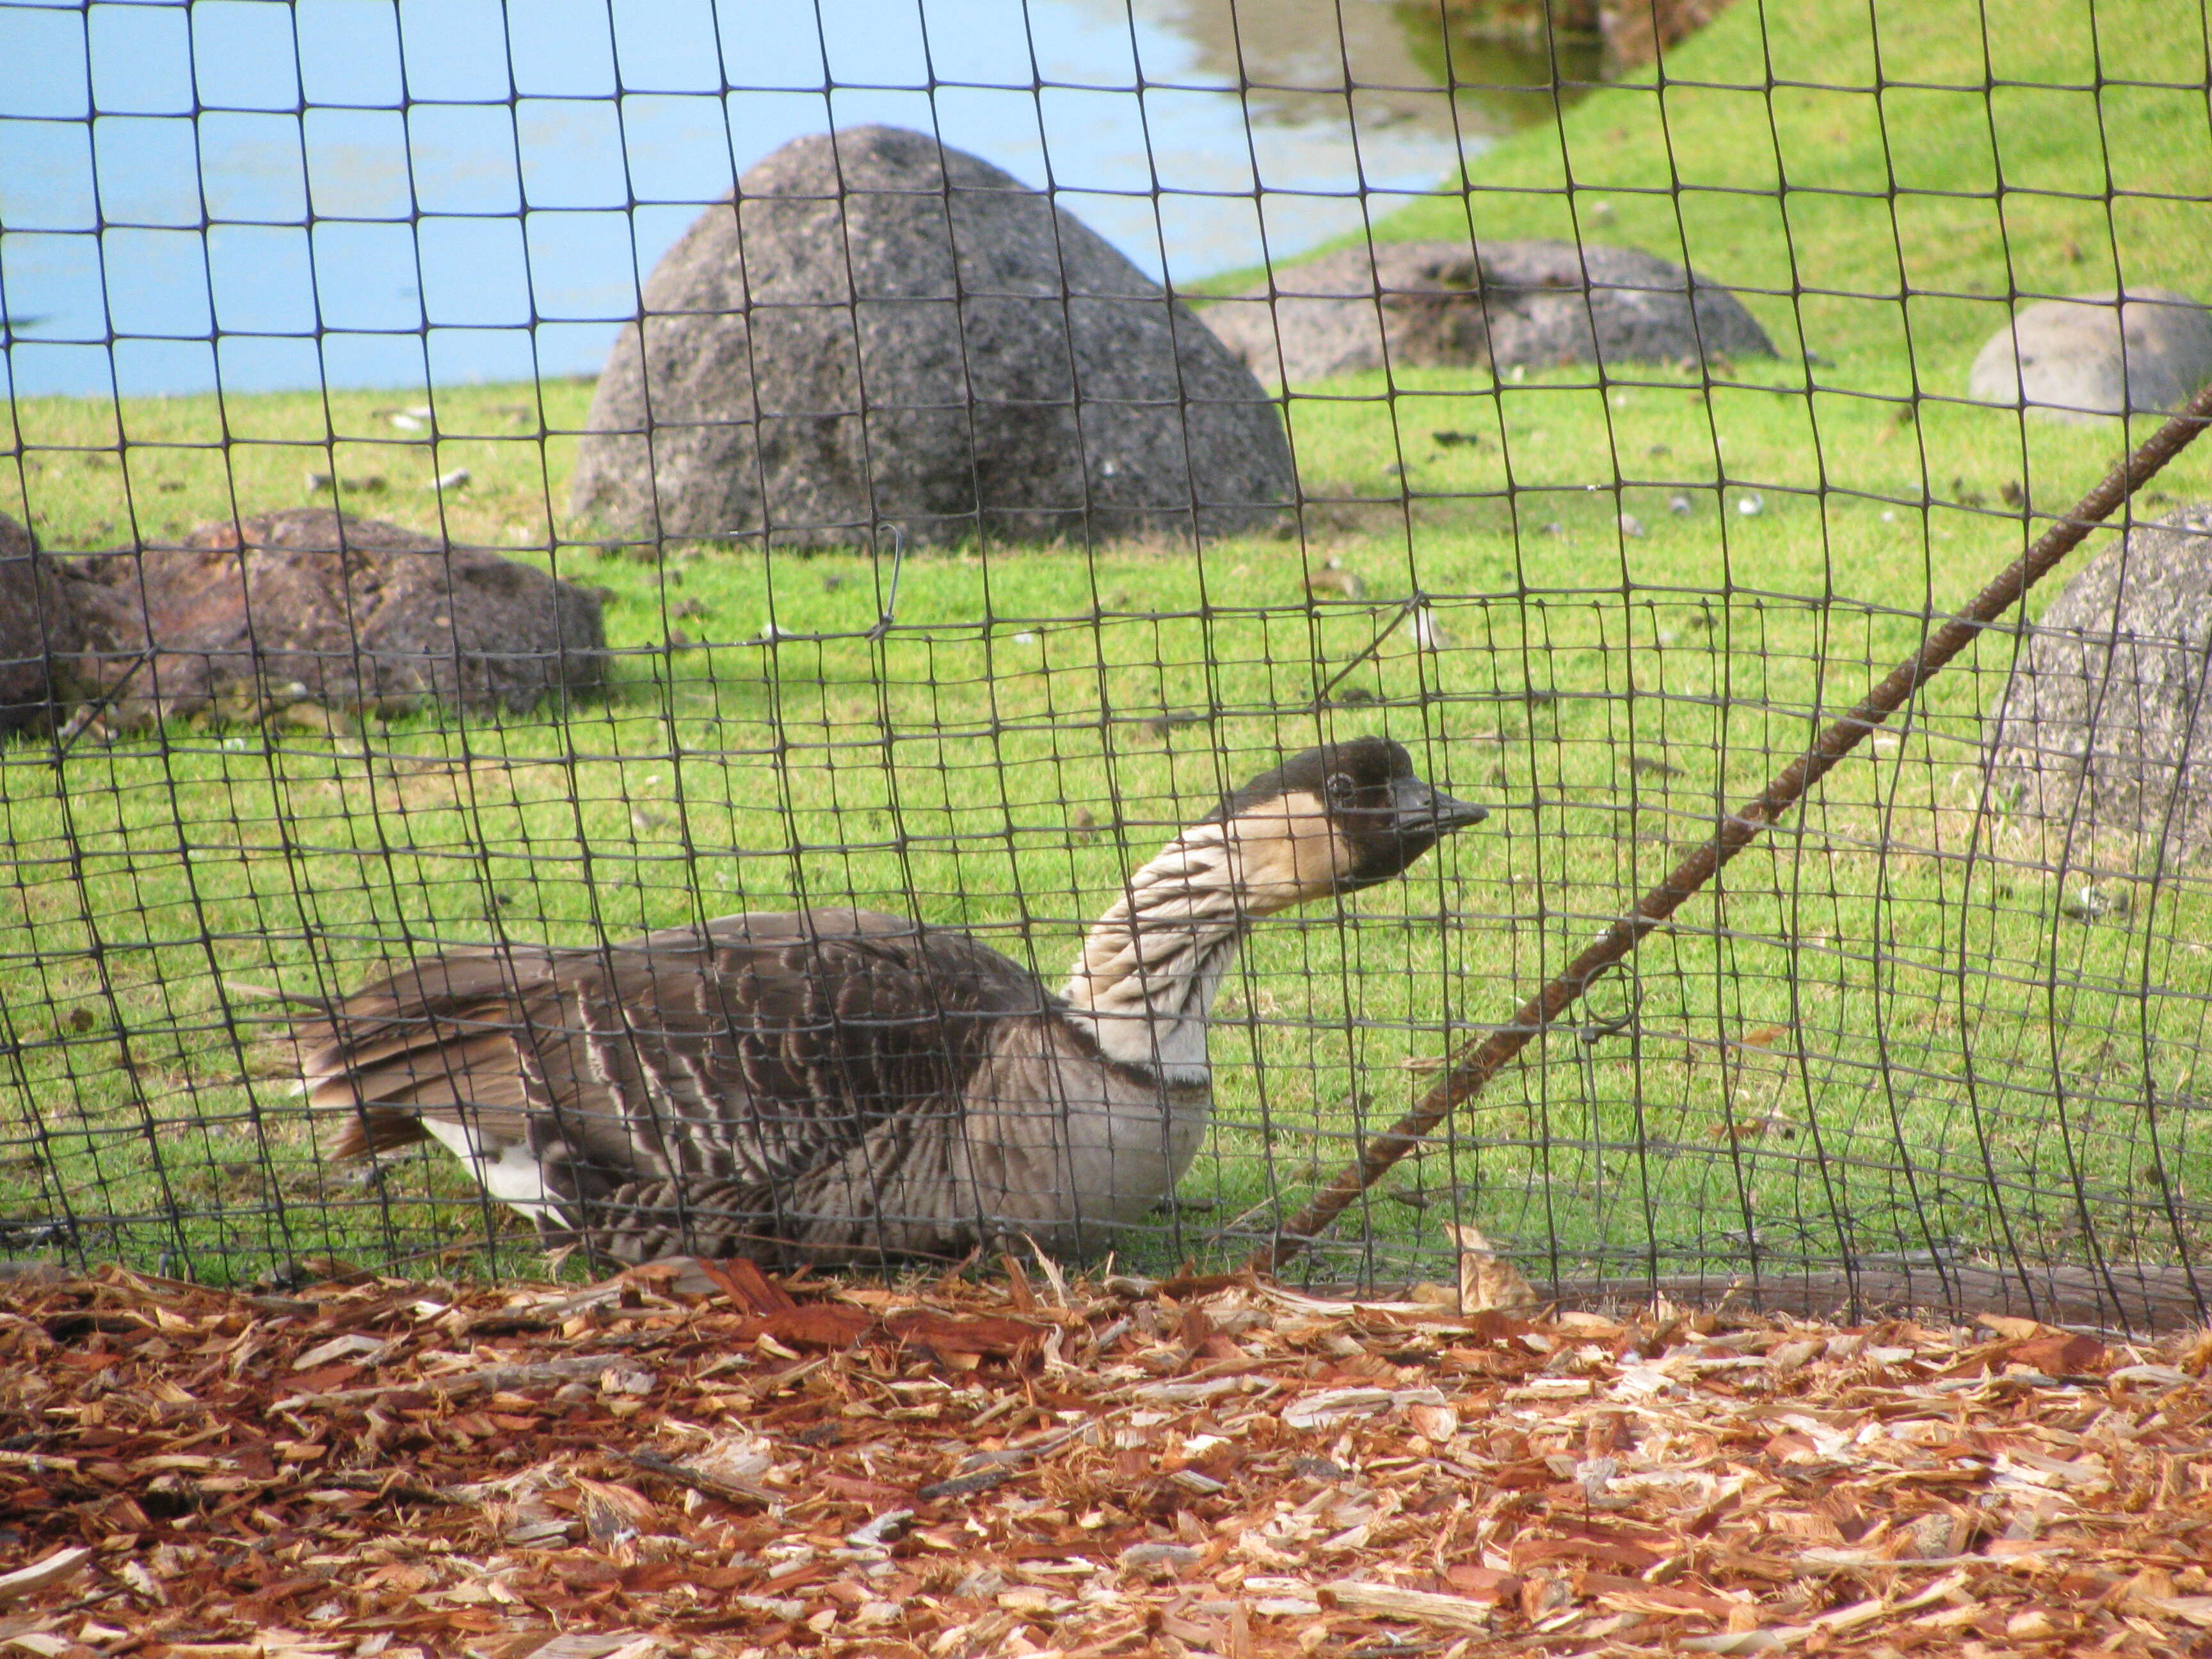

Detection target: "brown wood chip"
[0, 1264, 2204, 1658]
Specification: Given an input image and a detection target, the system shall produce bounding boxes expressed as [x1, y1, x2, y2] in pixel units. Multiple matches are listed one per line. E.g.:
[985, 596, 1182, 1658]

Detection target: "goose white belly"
[417, 1116, 564, 1223]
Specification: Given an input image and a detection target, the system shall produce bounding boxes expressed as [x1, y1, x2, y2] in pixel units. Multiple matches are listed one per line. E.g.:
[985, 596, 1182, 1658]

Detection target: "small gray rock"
[1198, 239, 1772, 385]
[1968, 289, 2212, 423]
[573, 125, 1292, 549]
[1987, 504, 2212, 861]
[67, 508, 606, 724]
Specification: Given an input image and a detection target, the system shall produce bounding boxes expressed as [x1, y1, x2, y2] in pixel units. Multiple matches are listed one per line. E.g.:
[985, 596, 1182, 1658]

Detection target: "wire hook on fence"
[1311, 591, 1428, 710]
[867, 523, 907, 642]
[51, 648, 154, 760]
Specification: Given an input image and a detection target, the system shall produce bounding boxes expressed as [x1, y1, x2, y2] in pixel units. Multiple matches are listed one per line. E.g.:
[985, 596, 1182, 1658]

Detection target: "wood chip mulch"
[4, 1256, 2211, 1659]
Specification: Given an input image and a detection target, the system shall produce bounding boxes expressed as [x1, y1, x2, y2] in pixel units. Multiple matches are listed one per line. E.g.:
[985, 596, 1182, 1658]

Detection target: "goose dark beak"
[1392, 775, 1488, 835]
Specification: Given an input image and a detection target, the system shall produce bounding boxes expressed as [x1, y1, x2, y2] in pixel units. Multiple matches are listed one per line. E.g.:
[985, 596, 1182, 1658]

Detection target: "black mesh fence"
[3, 0, 2211, 1326]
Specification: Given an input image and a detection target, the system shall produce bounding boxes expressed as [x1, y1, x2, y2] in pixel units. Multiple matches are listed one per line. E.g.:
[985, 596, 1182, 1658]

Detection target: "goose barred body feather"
[299, 737, 1484, 1264]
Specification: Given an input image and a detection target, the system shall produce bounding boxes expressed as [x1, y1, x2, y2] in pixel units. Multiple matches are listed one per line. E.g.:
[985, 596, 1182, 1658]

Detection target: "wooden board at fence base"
[1, 1261, 2208, 1659]
[1548, 1261, 2210, 1333]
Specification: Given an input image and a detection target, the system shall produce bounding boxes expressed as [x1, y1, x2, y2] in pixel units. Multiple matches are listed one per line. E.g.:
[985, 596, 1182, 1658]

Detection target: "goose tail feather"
[294, 945, 556, 1162]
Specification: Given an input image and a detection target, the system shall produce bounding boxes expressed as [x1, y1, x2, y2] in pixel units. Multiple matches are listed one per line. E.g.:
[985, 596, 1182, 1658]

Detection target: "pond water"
[0, 0, 1589, 397]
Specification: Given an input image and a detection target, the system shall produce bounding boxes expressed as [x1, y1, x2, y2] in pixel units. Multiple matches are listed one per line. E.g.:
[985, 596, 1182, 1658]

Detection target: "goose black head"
[1207, 736, 1486, 911]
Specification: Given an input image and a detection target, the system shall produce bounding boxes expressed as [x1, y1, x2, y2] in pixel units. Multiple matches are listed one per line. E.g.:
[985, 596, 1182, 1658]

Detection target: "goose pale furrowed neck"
[300, 737, 1485, 1265]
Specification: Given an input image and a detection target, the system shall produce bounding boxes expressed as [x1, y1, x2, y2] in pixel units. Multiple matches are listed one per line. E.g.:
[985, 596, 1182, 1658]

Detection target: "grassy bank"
[1372, 0, 2212, 377]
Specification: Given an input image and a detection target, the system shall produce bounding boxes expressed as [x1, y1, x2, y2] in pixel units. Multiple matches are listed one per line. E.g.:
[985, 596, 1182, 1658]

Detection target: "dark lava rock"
[1968, 288, 2212, 423]
[1987, 504, 2212, 862]
[0, 513, 89, 736]
[68, 509, 606, 724]
[571, 125, 1293, 549]
[1199, 239, 1774, 385]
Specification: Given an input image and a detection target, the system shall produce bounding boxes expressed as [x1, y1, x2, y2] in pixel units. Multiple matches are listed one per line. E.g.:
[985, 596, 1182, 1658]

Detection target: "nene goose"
[300, 737, 1484, 1265]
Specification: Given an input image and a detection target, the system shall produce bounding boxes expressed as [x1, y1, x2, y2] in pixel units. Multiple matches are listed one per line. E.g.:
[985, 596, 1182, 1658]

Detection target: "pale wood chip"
[1320, 1581, 1494, 1632]
[0, 1551, 90, 1608]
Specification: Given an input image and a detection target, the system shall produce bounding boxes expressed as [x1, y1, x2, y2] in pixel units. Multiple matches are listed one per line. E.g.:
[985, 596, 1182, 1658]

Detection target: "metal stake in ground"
[1253, 381, 2212, 1277]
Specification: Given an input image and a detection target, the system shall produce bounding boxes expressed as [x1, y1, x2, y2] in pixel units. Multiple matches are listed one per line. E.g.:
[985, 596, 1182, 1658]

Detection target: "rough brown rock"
[68, 509, 606, 724]
[1198, 239, 1774, 385]
[572, 125, 1294, 549]
[1598, 0, 1738, 72]
[1987, 503, 2212, 861]
[0, 513, 90, 737]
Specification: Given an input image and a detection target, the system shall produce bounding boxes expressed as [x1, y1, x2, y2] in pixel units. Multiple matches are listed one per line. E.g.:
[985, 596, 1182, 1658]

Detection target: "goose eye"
[1326, 772, 1358, 806]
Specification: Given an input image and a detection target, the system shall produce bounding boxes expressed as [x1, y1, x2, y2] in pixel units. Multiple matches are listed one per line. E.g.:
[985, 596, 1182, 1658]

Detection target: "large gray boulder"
[573, 125, 1293, 549]
[1198, 239, 1774, 385]
[1968, 289, 2212, 423]
[67, 509, 607, 725]
[1987, 504, 2212, 862]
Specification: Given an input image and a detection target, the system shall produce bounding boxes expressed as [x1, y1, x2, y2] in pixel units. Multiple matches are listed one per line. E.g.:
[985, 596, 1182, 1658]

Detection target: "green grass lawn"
[4, 0, 2211, 1290]
[7, 366, 2209, 1289]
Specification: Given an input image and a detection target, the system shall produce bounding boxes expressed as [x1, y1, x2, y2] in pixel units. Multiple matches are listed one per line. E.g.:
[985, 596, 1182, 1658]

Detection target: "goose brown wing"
[303, 908, 1052, 1198]
[518, 908, 1049, 1193]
